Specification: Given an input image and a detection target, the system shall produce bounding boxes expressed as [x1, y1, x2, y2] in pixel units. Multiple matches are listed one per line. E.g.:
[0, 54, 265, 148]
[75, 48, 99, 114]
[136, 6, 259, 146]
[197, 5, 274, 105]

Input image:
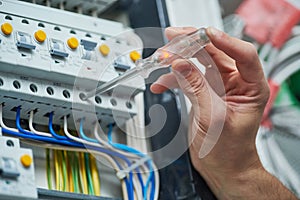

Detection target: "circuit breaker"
[0, 133, 37, 199]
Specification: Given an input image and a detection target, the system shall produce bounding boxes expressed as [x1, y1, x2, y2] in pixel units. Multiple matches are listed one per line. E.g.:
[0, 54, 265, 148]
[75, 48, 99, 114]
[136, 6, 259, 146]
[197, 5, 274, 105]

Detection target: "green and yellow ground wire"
[85, 153, 95, 195]
[90, 155, 101, 195]
[46, 148, 101, 196]
[46, 149, 52, 190]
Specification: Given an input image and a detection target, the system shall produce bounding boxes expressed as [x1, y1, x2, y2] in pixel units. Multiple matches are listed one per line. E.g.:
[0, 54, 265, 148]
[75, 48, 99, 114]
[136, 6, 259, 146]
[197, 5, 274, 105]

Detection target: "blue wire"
[150, 174, 155, 200]
[144, 161, 154, 199]
[148, 163, 155, 200]
[107, 124, 144, 156]
[48, 112, 69, 140]
[107, 124, 155, 200]
[79, 118, 99, 143]
[15, 109, 83, 147]
[12, 108, 134, 200]
[16, 106, 35, 136]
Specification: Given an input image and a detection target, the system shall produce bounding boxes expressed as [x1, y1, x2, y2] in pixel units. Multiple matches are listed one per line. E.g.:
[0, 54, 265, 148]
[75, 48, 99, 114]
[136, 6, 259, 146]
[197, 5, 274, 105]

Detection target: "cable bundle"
[46, 149, 100, 195]
[0, 104, 159, 200]
[256, 26, 300, 197]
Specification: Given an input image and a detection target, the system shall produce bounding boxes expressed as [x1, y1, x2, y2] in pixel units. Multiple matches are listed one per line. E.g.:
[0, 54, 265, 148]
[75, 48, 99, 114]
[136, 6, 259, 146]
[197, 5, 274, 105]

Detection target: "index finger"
[206, 27, 264, 83]
[166, 27, 236, 70]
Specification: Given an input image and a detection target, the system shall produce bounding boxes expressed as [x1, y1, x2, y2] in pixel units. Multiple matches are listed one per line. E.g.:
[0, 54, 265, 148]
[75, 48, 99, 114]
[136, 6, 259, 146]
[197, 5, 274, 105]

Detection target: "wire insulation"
[0, 105, 159, 200]
[46, 149, 52, 190]
[90, 155, 101, 196]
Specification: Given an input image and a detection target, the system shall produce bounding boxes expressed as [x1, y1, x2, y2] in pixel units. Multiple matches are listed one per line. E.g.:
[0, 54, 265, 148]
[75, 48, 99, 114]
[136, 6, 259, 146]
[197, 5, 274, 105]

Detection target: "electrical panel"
[0, 1, 156, 200]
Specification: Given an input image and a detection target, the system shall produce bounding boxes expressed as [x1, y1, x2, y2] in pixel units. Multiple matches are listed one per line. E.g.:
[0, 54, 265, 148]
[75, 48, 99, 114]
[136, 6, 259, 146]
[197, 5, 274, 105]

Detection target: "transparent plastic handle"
[137, 28, 210, 78]
[82, 28, 210, 99]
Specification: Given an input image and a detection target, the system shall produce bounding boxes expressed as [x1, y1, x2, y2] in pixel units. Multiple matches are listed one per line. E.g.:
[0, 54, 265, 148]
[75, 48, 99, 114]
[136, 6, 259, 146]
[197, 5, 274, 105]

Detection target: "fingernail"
[207, 27, 222, 38]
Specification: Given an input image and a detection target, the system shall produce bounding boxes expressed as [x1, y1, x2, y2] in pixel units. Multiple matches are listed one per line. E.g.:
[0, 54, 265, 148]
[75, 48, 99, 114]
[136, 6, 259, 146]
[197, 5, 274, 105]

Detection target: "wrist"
[198, 161, 297, 200]
[196, 157, 265, 199]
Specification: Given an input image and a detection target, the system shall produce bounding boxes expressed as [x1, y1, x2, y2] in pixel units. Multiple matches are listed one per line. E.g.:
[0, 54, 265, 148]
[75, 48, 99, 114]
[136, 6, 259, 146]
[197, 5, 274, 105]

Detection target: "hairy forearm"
[202, 166, 297, 200]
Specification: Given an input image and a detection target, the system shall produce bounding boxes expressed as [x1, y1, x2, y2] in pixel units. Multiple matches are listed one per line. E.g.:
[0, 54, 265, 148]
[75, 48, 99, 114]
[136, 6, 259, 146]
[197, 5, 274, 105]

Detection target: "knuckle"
[245, 43, 259, 59]
[194, 114, 210, 133]
[261, 82, 270, 106]
[246, 42, 257, 53]
[180, 69, 208, 99]
[188, 74, 208, 96]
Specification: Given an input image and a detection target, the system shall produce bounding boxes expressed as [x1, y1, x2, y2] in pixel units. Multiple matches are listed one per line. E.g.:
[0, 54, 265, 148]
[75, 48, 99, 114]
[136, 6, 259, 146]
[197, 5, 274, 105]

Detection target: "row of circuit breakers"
[0, 0, 145, 128]
[1, 21, 141, 64]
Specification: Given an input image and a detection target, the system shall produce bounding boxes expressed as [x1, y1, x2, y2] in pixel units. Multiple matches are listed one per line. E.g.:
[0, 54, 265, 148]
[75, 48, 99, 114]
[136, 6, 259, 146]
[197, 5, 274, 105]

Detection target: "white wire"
[0, 104, 18, 132]
[276, 36, 300, 65]
[131, 116, 147, 153]
[133, 173, 143, 200]
[29, 110, 52, 137]
[259, 43, 274, 77]
[93, 123, 139, 159]
[259, 43, 272, 61]
[266, 134, 300, 195]
[266, 48, 279, 72]
[271, 108, 300, 138]
[273, 59, 300, 84]
[93, 123, 111, 148]
[63, 116, 105, 148]
[152, 162, 160, 200]
[292, 25, 300, 36]
[281, 35, 300, 49]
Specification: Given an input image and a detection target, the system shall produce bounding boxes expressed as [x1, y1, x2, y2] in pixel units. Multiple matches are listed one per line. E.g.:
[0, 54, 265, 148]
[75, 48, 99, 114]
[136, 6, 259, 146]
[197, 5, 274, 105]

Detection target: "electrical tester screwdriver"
[82, 28, 210, 100]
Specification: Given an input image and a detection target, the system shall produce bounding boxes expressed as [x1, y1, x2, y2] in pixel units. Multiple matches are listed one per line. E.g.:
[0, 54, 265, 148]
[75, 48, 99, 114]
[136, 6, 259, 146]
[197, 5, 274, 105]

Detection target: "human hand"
[151, 27, 270, 198]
